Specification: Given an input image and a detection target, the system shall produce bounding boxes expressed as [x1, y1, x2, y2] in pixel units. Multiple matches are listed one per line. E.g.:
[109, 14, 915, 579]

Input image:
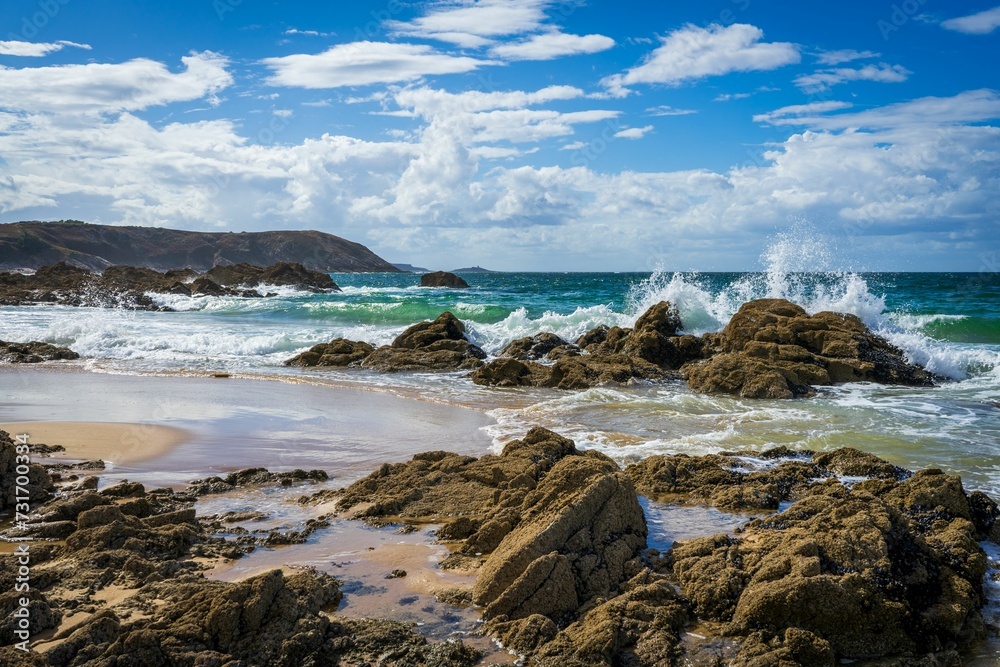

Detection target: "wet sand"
[0, 365, 496, 487]
[0, 421, 190, 464]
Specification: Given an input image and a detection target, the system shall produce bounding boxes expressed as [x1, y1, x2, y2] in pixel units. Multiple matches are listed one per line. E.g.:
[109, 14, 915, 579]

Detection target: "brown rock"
[0, 340, 79, 363]
[362, 312, 486, 372]
[498, 332, 579, 361]
[420, 271, 470, 288]
[284, 338, 375, 367]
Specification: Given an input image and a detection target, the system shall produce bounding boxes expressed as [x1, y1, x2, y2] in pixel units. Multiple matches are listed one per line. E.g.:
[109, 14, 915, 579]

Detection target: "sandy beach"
[0, 422, 190, 465]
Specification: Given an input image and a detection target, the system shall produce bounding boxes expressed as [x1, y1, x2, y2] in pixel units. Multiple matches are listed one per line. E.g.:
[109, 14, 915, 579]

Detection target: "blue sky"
[0, 0, 998, 271]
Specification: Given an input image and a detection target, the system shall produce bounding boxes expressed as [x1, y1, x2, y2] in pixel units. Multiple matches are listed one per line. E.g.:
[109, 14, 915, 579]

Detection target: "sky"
[0, 0, 998, 272]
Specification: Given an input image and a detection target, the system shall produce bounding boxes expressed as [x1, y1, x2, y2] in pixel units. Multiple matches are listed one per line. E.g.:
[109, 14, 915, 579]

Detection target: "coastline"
[2, 365, 1000, 664]
[0, 422, 190, 466]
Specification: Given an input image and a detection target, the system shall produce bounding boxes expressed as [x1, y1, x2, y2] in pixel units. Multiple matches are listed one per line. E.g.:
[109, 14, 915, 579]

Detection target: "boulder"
[498, 332, 579, 361]
[670, 468, 988, 660]
[362, 312, 486, 372]
[682, 299, 933, 399]
[0, 430, 54, 511]
[284, 338, 375, 367]
[420, 271, 470, 288]
[0, 340, 79, 363]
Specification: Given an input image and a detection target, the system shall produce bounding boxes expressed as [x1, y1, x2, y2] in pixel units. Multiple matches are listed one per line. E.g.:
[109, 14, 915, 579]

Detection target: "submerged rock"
[420, 271, 470, 288]
[0, 340, 79, 363]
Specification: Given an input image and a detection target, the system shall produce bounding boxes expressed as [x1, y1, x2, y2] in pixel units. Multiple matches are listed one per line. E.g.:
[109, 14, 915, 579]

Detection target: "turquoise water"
[1, 266, 999, 493]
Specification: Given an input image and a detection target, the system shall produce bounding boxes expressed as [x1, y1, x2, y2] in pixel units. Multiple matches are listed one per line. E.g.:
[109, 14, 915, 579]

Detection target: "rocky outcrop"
[0, 340, 79, 363]
[284, 338, 375, 367]
[285, 312, 485, 371]
[474, 298, 933, 399]
[627, 446, 910, 512]
[0, 220, 402, 272]
[472, 301, 704, 389]
[670, 468, 990, 661]
[684, 299, 932, 398]
[327, 427, 652, 662]
[420, 271, 470, 288]
[0, 261, 340, 309]
[0, 430, 55, 512]
[187, 467, 328, 496]
[361, 312, 486, 371]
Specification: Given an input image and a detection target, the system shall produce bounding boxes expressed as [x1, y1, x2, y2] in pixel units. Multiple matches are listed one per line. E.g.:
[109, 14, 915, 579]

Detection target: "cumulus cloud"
[794, 63, 910, 93]
[601, 23, 799, 97]
[0, 51, 232, 114]
[262, 42, 489, 88]
[941, 6, 1000, 34]
[0, 40, 91, 57]
[490, 31, 615, 61]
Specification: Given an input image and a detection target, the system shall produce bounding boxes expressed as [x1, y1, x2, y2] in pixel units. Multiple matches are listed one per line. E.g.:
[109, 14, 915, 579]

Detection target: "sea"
[3, 241, 1000, 662]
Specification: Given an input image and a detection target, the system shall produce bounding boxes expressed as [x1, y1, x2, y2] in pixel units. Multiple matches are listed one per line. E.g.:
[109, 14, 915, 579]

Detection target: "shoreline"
[0, 421, 190, 466]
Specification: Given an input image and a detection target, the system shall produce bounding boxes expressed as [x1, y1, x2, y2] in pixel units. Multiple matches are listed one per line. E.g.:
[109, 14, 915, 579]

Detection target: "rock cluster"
[286, 311, 486, 371]
[0, 430, 55, 512]
[472, 298, 931, 399]
[671, 468, 992, 663]
[420, 270, 470, 288]
[0, 341, 79, 364]
[0, 452, 482, 666]
[0, 261, 339, 310]
[312, 427, 999, 665]
[684, 299, 933, 398]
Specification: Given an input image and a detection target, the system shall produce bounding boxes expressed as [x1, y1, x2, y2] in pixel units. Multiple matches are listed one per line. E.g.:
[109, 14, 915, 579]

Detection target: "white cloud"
[0, 51, 232, 114]
[262, 42, 490, 88]
[601, 23, 799, 96]
[941, 6, 1000, 34]
[715, 92, 752, 102]
[0, 40, 91, 57]
[390, 85, 583, 115]
[794, 63, 910, 93]
[646, 105, 697, 116]
[753, 101, 853, 125]
[614, 125, 654, 139]
[815, 49, 879, 65]
[284, 28, 335, 37]
[757, 89, 1000, 130]
[560, 141, 586, 150]
[387, 0, 552, 47]
[490, 31, 615, 61]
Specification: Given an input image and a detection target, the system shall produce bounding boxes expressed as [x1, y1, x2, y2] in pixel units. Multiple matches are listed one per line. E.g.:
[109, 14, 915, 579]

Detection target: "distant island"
[391, 263, 431, 273]
[452, 266, 495, 273]
[0, 220, 401, 273]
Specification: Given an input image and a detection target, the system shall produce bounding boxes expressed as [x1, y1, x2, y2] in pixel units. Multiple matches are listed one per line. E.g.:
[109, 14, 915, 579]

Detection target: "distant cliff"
[0, 221, 402, 272]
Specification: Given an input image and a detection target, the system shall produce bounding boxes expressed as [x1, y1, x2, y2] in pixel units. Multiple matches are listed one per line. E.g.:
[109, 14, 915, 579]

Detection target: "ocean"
[3, 259, 999, 494]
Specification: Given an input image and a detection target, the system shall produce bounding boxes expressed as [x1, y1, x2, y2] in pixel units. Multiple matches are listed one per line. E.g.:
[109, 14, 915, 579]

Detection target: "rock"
[205, 261, 339, 291]
[472, 453, 647, 622]
[284, 338, 375, 367]
[420, 271, 470, 288]
[498, 333, 579, 361]
[188, 468, 328, 496]
[362, 312, 486, 372]
[669, 468, 989, 660]
[682, 299, 933, 399]
[626, 446, 911, 513]
[0, 260, 339, 309]
[0, 430, 55, 511]
[527, 570, 689, 667]
[0, 340, 79, 363]
[474, 302, 699, 390]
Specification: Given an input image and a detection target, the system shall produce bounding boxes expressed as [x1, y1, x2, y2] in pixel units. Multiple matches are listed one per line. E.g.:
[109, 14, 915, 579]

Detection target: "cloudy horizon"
[0, 0, 998, 272]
